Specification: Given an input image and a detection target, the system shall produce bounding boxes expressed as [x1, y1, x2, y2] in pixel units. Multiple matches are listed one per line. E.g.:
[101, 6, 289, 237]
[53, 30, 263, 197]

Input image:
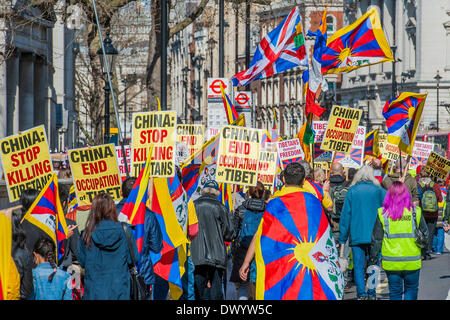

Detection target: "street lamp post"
[97, 30, 118, 144]
[434, 70, 442, 132]
[122, 77, 128, 141]
[391, 45, 398, 98]
[193, 54, 205, 123]
[207, 38, 216, 78]
[182, 66, 190, 124]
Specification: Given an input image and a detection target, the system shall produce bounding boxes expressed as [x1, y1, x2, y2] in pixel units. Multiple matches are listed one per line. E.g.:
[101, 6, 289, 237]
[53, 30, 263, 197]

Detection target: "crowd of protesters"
[1, 157, 449, 301]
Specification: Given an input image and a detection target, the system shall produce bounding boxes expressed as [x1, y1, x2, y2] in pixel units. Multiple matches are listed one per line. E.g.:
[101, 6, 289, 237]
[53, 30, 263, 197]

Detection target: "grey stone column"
[6, 52, 20, 136]
[34, 56, 46, 127]
[19, 53, 35, 131]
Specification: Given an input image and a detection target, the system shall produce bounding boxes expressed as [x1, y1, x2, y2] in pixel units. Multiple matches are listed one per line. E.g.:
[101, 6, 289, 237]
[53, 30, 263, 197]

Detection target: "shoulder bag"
[121, 222, 148, 300]
[411, 207, 428, 250]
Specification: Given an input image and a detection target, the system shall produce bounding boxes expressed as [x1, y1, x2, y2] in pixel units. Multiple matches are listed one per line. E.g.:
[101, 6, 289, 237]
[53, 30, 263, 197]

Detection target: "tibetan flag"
[302, 70, 309, 100]
[220, 82, 239, 124]
[22, 174, 69, 262]
[382, 92, 427, 155]
[151, 177, 189, 300]
[119, 146, 153, 254]
[218, 183, 233, 212]
[271, 108, 279, 142]
[410, 156, 427, 169]
[334, 148, 364, 168]
[232, 6, 308, 87]
[261, 130, 270, 149]
[255, 187, 344, 300]
[321, 7, 393, 75]
[364, 129, 379, 156]
[440, 186, 448, 200]
[67, 185, 78, 216]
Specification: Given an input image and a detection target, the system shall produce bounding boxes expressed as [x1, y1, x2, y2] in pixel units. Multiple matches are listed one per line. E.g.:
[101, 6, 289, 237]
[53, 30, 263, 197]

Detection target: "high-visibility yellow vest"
[378, 207, 422, 271]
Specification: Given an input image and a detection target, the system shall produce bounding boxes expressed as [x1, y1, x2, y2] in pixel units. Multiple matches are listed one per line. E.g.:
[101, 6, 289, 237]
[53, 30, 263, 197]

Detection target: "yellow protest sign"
[131, 111, 177, 177]
[69, 144, 122, 206]
[176, 125, 204, 157]
[321, 105, 362, 153]
[381, 142, 408, 162]
[257, 151, 278, 191]
[423, 152, 450, 181]
[313, 161, 331, 171]
[0, 125, 53, 202]
[216, 125, 261, 186]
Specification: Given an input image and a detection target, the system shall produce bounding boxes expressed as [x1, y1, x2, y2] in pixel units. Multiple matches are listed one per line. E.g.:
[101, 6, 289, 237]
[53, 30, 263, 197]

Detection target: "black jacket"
[11, 245, 34, 300]
[59, 218, 80, 270]
[191, 194, 235, 269]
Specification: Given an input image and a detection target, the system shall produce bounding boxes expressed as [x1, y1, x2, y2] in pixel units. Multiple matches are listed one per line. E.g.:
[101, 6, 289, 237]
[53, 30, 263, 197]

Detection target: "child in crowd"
[30, 237, 73, 300]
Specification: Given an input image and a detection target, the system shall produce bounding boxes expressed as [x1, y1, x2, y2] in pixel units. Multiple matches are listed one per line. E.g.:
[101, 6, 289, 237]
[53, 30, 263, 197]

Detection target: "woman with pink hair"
[370, 181, 429, 300]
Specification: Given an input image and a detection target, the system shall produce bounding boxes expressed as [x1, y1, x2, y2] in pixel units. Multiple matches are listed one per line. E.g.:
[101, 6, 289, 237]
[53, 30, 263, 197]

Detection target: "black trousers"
[194, 265, 224, 300]
[424, 217, 437, 255]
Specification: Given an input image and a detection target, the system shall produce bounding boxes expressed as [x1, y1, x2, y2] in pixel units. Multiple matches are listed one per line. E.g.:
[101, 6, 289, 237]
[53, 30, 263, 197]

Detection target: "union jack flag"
[232, 6, 308, 87]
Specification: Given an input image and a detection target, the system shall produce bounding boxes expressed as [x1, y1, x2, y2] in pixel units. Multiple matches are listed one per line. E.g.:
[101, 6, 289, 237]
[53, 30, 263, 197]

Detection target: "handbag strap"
[121, 222, 138, 268]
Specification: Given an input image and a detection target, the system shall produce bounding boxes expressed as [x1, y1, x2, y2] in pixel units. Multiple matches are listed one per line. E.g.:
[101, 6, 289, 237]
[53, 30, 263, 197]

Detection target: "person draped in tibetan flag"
[239, 163, 344, 300]
[117, 148, 163, 293]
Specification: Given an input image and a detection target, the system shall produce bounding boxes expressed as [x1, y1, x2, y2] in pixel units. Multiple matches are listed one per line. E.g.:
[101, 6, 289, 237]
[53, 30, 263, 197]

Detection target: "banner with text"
[216, 126, 261, 186]
[409, 141, 434, 170]
[0, 125, 53, 202]
[333, 126, 366, 168]
[277, 138, 305, 169]
[176, 125, 204, 158]
[321, 105, 362, 153]
[257, 151, 278, 192]
[381, 142, 408, 162]
[69, 144, 122, 206]
[423, 152, 450, 181]
[131, 111, 177, 177]
[115, 145, 131, 178]
[313, 121, 332, 161]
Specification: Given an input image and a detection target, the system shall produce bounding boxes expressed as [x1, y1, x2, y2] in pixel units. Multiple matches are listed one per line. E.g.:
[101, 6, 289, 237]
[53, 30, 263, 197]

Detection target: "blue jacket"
[78, 220, 139, 300]
[338, 181, 387, 246]
[31, 263, 72, 300]
[116, 199, 163, 285]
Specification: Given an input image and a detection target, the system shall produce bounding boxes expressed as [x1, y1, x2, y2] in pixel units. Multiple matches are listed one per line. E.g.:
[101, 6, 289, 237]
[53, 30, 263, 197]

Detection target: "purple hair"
[382, 181, 413, 220]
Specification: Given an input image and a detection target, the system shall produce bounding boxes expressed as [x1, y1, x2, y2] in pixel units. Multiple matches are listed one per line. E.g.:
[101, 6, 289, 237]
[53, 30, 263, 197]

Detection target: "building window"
[327, 15, 335, 33]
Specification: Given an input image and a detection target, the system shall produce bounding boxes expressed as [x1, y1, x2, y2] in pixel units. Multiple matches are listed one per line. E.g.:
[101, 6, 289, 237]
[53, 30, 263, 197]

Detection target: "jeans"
[194, 265, 225, 300]
[385, 269, 420, 300]
[432, 228, 445, 254]
[235, 282, 249, 300]
[180, 255, 195, 300]
[351, 244, 376, 298]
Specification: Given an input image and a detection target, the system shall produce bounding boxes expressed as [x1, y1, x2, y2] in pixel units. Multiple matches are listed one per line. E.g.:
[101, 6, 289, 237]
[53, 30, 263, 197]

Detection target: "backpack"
[330, 182, 350, 220]
[419, 181, 439, 213]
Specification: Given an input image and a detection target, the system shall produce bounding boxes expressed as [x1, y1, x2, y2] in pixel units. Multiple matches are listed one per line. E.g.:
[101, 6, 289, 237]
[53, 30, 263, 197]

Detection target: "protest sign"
[423, 152, 450, 181]
[176, 125, 204, 157]
[131, 111, 177, 177]
[313, 121, 332, 161]
[321, 105, 362, 153]
[69, 144, 122, 206]
[409, 141, 434, 170]
[377, 133, 387, 155]
[277, 138, 304, 169]
[333, 126, 366, 168]
[381, 142, 408, 162]
[257, 151, 278, 191]
[313, 161, 330, 171]
[216, 126, 261, 186]
[115, 145, 131, 178]
[0, 125, 53, 202]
